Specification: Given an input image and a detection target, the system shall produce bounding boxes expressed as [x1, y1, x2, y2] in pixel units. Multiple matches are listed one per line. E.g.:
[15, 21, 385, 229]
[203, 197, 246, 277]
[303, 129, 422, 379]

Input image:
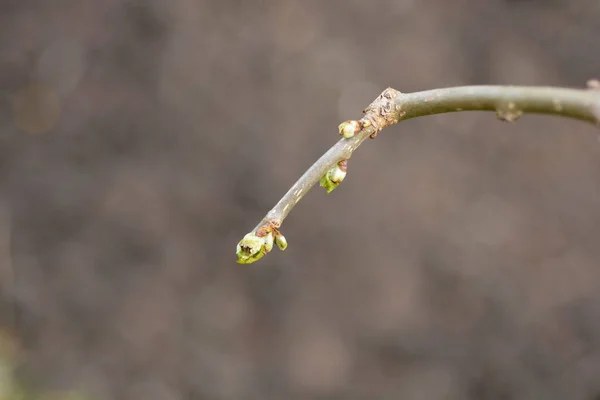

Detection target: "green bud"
[338, 120, 361, 138]
[319, 160, 347, 194]
[274, 233, 288, 251]
[319, 173, 336, 193]
[236, 232, 272, 264]
[264, 232, 274, 253]
[236, 222, 287, 264]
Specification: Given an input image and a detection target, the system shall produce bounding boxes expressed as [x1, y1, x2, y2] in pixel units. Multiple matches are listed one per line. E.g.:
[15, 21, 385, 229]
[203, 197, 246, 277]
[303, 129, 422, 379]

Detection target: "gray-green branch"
[236, 85, 600, 264]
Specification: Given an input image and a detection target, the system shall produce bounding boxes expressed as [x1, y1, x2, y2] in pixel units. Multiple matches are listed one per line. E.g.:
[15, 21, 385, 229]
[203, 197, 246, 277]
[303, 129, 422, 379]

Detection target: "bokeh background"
[1, 0, 600, 399]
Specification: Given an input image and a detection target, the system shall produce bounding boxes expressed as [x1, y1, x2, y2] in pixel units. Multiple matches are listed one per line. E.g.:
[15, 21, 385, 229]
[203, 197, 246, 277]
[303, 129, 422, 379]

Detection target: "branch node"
[362, 87, 402, 138]
[496, 102, 523, 122]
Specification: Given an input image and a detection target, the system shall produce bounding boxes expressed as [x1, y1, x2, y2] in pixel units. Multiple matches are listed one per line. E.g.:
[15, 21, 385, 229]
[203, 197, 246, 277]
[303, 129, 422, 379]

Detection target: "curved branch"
[236, 85, 600, 264]
[396, 86, 599, 123]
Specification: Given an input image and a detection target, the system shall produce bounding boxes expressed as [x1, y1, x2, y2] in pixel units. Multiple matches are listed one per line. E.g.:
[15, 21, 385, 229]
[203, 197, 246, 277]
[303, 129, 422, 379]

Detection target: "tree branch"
[236, 85, 600, 264]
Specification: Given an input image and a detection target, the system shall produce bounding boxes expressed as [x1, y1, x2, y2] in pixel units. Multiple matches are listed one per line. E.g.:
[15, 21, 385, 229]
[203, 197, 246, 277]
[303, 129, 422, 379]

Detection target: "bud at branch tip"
[236, 222, 286, 264]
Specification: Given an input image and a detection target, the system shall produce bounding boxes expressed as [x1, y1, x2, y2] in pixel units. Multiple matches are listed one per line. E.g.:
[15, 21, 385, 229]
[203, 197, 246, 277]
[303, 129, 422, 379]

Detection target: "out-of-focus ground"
[1, 0, 600, 399]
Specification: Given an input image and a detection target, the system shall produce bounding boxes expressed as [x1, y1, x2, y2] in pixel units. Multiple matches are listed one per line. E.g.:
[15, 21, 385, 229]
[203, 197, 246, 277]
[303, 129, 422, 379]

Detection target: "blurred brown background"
[1, 0, 600, 399]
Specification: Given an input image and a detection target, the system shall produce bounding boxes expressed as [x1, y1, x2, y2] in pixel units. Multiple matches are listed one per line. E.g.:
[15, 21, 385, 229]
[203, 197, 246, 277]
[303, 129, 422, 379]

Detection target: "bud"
[338, 120, 361, 138]
[319, 160, 348, 193]
[236, 231, 273, 264]
[274, 232, 288, 251]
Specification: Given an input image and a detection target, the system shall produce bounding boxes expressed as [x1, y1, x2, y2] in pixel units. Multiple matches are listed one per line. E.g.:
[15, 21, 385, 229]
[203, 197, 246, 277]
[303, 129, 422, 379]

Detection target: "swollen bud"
[236, 222, 286, 264]
[274, 232, 288, 251]
[236, 232, 271, 264]
[319, 160, 348, 194]
[338, 120, 361, 138]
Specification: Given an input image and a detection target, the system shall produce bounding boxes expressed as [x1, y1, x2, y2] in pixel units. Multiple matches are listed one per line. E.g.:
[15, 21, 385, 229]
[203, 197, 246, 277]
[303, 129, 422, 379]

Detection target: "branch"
[236, 85, 600, 264]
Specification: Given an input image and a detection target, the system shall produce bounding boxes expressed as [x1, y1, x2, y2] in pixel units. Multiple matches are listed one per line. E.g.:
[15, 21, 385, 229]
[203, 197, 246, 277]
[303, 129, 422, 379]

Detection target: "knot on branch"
[362, 87, 402, 138]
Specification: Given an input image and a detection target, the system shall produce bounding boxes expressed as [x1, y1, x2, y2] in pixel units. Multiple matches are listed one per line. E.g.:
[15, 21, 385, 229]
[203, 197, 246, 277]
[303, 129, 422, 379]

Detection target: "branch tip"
[236, 220, 286, 264]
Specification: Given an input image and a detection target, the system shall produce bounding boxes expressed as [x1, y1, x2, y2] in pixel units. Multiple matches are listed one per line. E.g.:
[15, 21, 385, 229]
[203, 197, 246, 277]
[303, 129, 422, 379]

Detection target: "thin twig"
[236, 85, 600, 264]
